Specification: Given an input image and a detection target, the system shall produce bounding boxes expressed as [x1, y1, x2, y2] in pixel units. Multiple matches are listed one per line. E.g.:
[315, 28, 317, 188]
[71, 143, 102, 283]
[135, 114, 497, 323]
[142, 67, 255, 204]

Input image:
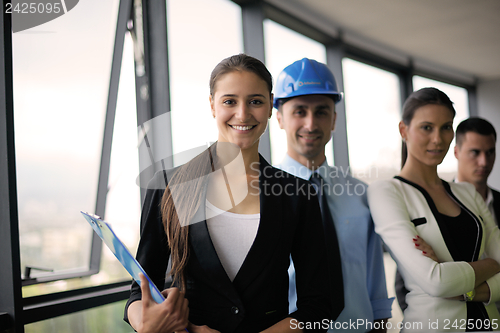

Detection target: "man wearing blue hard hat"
[274, 58, 393, 332]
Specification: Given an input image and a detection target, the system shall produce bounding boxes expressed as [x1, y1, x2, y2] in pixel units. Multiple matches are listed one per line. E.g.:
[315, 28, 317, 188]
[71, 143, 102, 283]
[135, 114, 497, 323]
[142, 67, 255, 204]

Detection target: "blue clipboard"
[80, 211, 165, 304]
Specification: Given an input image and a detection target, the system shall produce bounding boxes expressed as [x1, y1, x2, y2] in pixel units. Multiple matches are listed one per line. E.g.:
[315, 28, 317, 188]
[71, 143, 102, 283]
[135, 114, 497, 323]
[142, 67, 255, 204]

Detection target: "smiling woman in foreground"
[368, 87, 500, 332]
[124, 54, 336, 333]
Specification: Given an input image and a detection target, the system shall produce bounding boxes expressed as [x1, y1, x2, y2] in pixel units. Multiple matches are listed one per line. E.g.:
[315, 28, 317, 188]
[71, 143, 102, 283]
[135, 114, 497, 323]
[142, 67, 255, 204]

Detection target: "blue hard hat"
[273, 58, 343, 109]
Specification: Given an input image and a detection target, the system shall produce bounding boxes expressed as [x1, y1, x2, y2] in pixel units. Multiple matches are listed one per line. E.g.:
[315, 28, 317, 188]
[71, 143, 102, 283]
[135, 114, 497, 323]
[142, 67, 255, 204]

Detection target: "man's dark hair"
[456, 117, 497, 147]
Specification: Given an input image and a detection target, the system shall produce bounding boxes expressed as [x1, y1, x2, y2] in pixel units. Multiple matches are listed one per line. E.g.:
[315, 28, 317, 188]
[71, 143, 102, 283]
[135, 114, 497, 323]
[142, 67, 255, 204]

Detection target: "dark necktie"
[309, 172, 344, 318]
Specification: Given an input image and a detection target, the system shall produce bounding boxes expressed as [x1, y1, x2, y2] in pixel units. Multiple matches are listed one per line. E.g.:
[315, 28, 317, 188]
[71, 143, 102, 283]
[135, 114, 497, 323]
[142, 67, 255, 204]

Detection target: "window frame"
[19, 0, 133, 289]
[1, 2, 24, 331]
[1, 0, 136, 329]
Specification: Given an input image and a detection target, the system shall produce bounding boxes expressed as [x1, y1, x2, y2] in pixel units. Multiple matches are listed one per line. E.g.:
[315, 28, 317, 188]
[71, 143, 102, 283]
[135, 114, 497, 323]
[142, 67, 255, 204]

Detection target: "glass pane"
[24, 300, 131, 333]
[167, 0, 243, 166]
[263, 20, 333, 166]
[342, 58, 402, 183]
[19, 11, 143, 296]
[15, 0, 120, 296]
[413, 76, 469, 181]
[98, 32, 141, 285]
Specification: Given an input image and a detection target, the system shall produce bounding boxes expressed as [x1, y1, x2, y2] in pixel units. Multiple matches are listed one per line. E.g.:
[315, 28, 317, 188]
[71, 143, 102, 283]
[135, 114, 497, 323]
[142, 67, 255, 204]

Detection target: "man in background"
[455, 117, 499, 311]
[455, 117, 498, 220]
[274, 58, 393, 332]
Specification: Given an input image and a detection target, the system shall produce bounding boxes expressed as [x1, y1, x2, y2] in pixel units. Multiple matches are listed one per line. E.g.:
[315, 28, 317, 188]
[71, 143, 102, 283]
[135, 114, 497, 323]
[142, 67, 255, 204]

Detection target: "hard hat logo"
[273, 58, 343, 109]
[297, 81, 322, 87]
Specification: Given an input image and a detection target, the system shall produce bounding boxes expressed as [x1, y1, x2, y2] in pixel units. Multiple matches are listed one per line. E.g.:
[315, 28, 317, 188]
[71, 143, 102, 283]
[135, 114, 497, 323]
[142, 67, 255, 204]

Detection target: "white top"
[486, 187, 498, 224]
[205, 200, 260, 281]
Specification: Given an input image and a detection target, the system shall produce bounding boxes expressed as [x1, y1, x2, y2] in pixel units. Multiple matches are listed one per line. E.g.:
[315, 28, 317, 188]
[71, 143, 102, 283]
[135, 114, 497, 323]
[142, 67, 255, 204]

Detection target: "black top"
[437, 208, 479, 262]
[438, 209, 491, 331]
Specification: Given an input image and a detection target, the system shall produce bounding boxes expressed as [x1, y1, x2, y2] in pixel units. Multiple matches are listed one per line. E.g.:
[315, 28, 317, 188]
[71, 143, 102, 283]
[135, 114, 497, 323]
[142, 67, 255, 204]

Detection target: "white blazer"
[368, 177, 500, 332]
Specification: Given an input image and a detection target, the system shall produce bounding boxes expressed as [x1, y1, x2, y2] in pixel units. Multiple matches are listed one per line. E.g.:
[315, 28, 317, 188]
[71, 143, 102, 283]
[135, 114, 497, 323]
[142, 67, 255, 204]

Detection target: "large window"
[167, 0, 243, 166]
[342, 58, 402, 183]
[263, 20, 332, 166]
[14, 0, 124, 297]
[99, 31, 141, 285]
[413, 76, 469, 181]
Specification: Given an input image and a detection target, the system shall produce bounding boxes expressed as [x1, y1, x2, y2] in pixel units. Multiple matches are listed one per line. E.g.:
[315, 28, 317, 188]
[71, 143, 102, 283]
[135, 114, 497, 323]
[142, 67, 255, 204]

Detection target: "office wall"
[477, 78, 500, 189]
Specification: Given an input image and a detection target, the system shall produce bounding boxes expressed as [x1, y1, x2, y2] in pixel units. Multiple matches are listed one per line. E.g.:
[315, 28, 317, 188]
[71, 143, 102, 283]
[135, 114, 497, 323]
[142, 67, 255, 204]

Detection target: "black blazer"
[124, 151, 338, 332]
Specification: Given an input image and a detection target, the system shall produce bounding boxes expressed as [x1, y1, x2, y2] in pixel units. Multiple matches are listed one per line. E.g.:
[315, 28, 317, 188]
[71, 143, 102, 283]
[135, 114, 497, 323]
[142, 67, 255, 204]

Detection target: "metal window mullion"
[144, 0, 172, 170]
[143, 0, 171, 121]
[242, 1, 266, 62]
[399, 63, 414, 113]
[326, 42, 350, 172]
[0, 2, 24, 332]
[131, 0, 151, 201]
[90, 0, 133, 271]
[241, 1, 271, 162]
[133, 0, 173, 198]
[143, 0, 174, 171]
[467, 85, 478, 117]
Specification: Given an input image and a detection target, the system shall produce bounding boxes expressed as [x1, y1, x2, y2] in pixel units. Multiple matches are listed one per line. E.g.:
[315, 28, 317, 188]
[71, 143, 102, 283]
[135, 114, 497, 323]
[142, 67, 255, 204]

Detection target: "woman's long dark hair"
[400, 87, 456, 168]
[161, 54, 272, 290]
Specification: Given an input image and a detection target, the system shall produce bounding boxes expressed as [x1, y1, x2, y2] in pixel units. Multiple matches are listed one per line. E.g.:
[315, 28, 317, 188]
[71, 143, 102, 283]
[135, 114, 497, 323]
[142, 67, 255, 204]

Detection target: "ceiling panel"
[269, 0, 500, 81]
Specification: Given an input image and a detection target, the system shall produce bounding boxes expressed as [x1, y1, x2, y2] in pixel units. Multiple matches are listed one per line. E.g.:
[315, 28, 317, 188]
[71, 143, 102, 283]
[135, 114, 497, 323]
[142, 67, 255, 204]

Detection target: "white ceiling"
[268, 0, 500, 82]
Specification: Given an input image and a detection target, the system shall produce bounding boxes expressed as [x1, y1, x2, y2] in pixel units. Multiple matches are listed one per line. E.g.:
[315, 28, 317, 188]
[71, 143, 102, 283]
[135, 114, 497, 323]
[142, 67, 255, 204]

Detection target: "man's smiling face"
[277, 94, 336, 166]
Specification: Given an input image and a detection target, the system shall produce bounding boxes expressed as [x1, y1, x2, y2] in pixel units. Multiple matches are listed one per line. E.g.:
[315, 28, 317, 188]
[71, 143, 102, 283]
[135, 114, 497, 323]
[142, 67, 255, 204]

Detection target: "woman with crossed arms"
[368, 87, 500, 332]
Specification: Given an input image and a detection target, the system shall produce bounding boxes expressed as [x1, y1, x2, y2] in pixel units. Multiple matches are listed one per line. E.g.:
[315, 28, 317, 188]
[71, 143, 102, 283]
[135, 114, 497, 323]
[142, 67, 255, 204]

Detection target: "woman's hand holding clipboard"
[137, 273, 190, 333]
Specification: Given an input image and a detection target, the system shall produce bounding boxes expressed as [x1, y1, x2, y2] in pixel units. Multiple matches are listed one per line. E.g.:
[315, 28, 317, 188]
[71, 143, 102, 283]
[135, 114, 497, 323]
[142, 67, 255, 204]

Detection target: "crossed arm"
[413, 236, 500, 302]
[367, 180, 500, 301]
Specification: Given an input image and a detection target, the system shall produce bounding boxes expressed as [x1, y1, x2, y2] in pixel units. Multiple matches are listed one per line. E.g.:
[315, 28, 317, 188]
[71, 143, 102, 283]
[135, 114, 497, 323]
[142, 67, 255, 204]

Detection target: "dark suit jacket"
[124, 150, 339, 332]
[492, 188, 500, 227]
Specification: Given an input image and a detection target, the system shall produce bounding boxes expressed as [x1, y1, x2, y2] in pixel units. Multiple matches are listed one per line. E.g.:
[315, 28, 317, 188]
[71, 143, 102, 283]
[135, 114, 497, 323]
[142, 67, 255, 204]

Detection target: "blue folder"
[80, 211, 165, 304]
